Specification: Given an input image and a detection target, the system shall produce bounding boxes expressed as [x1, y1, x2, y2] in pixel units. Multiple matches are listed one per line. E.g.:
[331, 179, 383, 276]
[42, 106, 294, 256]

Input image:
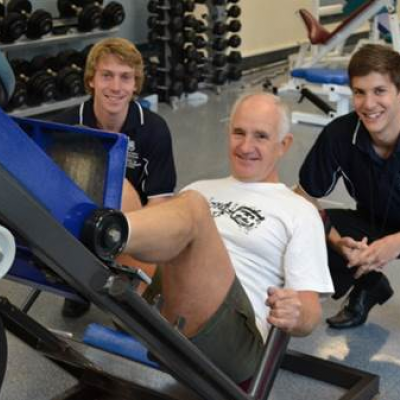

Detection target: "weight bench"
[288, 67, 352, 126]
[0, 108, 379, 400]
[294, 0, 400, 69]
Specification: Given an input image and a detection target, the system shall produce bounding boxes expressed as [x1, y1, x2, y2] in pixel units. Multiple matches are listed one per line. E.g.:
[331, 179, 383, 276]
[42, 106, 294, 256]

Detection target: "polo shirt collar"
[352, 117, 400, 157]
[82, 99, 145, 132]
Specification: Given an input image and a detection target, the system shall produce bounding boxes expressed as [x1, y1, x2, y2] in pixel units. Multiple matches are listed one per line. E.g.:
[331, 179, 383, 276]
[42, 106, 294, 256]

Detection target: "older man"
[96, 93, 333, 383]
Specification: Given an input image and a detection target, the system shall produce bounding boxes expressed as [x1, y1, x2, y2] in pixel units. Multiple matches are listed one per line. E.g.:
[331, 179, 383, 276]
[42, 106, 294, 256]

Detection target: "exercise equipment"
[0, 226, 15, 280]
[0, 4, 27, 43]
[294, 0, 400, 69]
[10, 58, 56, 105]
[57, 0, 102, 31]
[0, 98, 380, 400]
[7, 0, 53, 39]
[287, 67, 352, 126]
[29, 54, 84, 99]
[100, 1, 125, 29]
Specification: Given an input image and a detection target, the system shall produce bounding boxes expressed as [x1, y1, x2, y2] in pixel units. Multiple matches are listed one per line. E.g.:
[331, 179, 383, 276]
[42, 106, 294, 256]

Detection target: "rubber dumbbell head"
[7, 0, 32, 14]
[101, 1, 125, 29]
[8, 0, 52, 39]
[228, 65, 242, 81]
[227, 5, 241, 18]
[0, 12, 27, 43]
[228, 50, 242, 64]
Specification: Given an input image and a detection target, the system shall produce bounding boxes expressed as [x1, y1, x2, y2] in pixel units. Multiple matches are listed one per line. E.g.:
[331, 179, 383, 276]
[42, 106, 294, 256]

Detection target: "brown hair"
[348, 44, 400, 90]
[84, 37, 144, 97]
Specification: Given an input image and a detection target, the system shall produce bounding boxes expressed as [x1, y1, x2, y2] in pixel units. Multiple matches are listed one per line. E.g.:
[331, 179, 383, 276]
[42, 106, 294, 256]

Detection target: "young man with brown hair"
[54, 37, 176, 316]
[297, 44, 400, 329]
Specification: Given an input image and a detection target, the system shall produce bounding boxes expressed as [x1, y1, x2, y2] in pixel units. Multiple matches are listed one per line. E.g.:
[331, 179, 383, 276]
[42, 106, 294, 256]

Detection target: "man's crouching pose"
[108, 93, 334, 383]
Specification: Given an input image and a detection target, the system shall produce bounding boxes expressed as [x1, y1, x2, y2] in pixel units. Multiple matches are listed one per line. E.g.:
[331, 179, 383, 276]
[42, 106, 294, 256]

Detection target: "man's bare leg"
[125, 190, 235, 337]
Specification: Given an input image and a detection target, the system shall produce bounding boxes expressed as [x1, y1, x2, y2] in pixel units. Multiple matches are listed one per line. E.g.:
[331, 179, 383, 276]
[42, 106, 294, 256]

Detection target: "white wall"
[240, 0, 313, 57]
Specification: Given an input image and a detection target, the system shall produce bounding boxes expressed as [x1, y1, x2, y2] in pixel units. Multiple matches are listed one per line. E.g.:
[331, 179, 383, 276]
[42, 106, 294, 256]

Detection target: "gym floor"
[1, 66, 399, 400]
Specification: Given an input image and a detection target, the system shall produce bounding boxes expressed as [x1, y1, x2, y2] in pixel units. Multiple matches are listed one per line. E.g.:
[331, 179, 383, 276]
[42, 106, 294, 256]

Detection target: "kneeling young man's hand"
[266, 287, 321, 336]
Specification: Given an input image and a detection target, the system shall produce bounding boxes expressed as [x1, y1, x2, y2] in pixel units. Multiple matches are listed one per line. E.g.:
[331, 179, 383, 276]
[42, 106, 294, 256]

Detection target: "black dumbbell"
[0, 3, 27, 43]
[30, 54, 84, 99]
[203, 69, 228, 85]
[10, 58, 56, 105]
[147, 15, 184, 32]
[212, 35, 241, 51]
[72, 0, 125, 29]
[6, 79, 27, 110]
[57, 0, 102, 31]
[148, 0, 185, 16]
[213, 20, 241, 35]
[7, 0, 52, 39]
[228, 64, 242, 81]
[227, 5, 241, 18]
[147, 61, 186, 80]
[227, 50, 242, 64]
[100, 1, 125, 29]
[146, 77, 185, 97]
[148, 30, 185, 47]
[185, 49, 227, 68]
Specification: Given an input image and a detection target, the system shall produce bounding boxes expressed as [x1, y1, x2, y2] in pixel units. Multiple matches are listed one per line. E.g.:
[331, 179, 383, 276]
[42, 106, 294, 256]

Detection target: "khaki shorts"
[191, 276, 263, 383]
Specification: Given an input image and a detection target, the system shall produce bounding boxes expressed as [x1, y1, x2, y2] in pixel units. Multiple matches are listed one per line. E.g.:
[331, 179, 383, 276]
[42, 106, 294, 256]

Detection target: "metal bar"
[20, 288, 41, 313]
[248, 328, 289, 400]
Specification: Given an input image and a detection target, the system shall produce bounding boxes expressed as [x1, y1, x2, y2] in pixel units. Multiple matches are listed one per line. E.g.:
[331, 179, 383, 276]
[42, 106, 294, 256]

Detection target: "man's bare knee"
[178, 190, 213, 235]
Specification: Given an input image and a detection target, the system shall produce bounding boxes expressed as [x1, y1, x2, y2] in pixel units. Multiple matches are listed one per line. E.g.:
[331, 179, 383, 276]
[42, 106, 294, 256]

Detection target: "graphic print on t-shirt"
[209, 198, 265, 233]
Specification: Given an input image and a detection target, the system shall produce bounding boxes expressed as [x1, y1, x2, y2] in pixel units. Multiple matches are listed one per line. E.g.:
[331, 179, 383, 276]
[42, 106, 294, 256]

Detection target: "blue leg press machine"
[0, 107, 379, 400]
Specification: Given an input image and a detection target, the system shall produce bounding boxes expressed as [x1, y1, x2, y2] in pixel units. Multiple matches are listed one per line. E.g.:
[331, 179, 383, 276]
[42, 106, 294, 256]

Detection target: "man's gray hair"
[229, 93, 291, 140]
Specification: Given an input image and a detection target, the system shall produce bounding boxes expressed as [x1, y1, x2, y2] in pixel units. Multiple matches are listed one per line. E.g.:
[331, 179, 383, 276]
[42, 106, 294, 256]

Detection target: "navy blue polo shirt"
[53, 99, 176, 205]
[299, 112, 400, 229]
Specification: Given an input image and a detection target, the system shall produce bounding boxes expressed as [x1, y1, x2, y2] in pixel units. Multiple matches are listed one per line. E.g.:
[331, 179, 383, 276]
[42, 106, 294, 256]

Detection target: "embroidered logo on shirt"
[127, 139, 141, 169]
[210, 198, 265, 232]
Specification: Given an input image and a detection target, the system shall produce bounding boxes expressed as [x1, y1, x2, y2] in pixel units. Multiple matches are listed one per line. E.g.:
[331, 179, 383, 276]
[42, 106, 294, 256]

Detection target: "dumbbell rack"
[0, 0, 124, 117]
[1, 28, 118, 117]
[200, 0, 242, 89]
[147, 0, 200, 104]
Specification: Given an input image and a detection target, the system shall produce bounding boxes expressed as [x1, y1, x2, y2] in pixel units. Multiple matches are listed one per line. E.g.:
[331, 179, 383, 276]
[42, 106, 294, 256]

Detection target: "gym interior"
[0, 0, 400, 399]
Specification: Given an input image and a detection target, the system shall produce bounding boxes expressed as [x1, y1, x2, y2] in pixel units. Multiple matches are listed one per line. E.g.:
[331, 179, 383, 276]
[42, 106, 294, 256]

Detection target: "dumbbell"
[213, 0, 240, 3]
[147, 15, 185, 33]
[148, 64, 199, 94]
[212, 20, 241, 35]
[0, 4, 27, 43]
[212, 35, 241, 51]
[147, 61, 187, 81]
[148, 29, 185, 47]
[30, 54, 84, 99]
[7, 0, 52, 39]
[228, 64, 242, 81]
[147, 0, 193, 16]
[227, 5, 241, 18]
[68, 0, 125, 29]
[146, 77, 186, 97]
[227, 50, 242, 64]
[10, 58, 56, 105]
[203, 69, 229, 85]
[100, 1, 125, 29]
[185, 48, 228, 69]
[6, 79, 28, 110]
[57, 0, 102, 31]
